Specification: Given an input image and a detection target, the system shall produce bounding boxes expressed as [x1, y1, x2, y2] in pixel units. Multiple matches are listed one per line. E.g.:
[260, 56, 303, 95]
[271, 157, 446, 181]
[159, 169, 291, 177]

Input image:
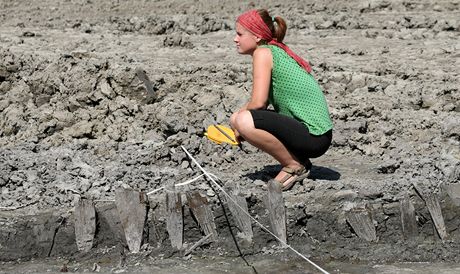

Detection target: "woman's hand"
[233, 128, 245, 143]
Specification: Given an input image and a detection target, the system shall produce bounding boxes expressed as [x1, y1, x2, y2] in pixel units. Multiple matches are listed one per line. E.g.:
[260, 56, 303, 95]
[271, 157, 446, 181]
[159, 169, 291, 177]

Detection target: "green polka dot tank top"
[261, 45, 333, 135]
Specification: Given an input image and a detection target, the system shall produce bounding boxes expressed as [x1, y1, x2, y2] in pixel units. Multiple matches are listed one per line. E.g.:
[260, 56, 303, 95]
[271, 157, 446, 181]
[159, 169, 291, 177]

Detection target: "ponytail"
[272, 16, 287, 43]
[257, 9, 287, 43]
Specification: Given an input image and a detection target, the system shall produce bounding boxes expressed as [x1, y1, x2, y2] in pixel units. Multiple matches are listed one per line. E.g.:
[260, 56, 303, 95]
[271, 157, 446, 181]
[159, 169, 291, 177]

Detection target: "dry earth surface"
[0, 0, 459, 273]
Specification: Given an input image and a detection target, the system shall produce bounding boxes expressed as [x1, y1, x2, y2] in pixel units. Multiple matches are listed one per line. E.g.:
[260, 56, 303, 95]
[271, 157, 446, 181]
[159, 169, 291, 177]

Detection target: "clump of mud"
[0, 0, 459, 271]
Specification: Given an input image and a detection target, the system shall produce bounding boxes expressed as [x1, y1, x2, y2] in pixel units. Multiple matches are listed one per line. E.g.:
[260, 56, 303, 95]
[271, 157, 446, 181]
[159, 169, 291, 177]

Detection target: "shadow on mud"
[243, 164, 341, 181]
[310, 165, 341, 181]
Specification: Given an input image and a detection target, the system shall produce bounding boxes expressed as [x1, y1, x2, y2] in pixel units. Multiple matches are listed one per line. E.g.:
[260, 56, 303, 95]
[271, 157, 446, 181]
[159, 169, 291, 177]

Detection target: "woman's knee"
[230, 112, 238, 129]
[232, 110, 254, 133]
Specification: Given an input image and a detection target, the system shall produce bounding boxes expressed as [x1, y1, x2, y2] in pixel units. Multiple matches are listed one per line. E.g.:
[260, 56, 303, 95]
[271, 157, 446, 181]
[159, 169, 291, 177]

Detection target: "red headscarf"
[237, 10, 312, 73]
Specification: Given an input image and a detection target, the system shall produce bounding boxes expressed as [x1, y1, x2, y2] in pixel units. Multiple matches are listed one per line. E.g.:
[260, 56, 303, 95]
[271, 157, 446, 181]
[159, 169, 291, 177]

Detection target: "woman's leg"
[249, 110, 331, 160]
[231, 110, 304, 182]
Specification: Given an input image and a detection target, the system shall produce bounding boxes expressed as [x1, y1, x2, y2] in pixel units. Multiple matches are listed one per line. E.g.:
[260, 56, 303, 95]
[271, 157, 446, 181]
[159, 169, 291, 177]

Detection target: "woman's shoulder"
[253, 46, 273, 70]
[253, 46, 272, 59]
[258, 45, 285, 59]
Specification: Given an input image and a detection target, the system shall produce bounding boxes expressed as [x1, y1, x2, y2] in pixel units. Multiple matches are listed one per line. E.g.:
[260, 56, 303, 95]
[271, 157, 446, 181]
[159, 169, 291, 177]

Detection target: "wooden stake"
[345, 203, 377, 242]
[399, 195, 418, 239]
[165, 180, 183, 250]
[425, 194, 448, 240]
[183, 234, 212, 256]
[135, 68, 156, 96]
[74, 199, 96, 252]
[226, 183, 253, 243]
[412, 182, 448, 240]
[115, 188, 148, 253]
[96, 203, 126, 244]
[186, 191, 218, 241]
[263, 179, 286, 246]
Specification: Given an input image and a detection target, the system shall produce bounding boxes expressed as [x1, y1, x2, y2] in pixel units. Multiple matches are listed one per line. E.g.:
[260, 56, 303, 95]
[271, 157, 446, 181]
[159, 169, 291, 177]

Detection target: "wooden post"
[96, 203, 126, 244]
[425, 194, 448, 240]
[135, 68, 156, 96]
[184, 234, 212, 256]
[226, 183, 253, 243]
[74, 199, 96, 252]
[165, 180, 183, 250]
[413, 182, 448, 240]
[399, 195, 418, 239]
[345, 203, 377, 242]
[263, 179, 286, 246]
[115, 188, 148, 253]
[186, 191, 218, 241]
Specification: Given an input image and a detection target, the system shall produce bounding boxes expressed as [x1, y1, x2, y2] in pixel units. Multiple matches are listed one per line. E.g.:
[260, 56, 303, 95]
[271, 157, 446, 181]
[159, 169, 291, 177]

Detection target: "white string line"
[0, 200, 39, 211]
[146, 172, 218, 195]
[93, 174, 217, 203]
[0, 207, 17, 210]
[180, 145, 330, 274]
[146, 174, 207, 196]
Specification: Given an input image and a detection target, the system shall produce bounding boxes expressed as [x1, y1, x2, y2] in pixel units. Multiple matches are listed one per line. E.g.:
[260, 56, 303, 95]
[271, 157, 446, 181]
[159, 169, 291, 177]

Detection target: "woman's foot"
[274, 164, 311, 191]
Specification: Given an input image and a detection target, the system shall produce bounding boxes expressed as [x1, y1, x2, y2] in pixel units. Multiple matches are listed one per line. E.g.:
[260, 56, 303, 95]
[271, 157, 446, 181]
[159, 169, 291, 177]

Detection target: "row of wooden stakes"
[345, 182, 459, 242]
[74, 179, 286, 253]
[74, 180, 460, 254]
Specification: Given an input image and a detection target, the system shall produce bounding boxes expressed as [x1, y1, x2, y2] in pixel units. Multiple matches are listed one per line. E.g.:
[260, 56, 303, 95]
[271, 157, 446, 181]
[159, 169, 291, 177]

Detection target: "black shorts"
[250, 109, 332, 162]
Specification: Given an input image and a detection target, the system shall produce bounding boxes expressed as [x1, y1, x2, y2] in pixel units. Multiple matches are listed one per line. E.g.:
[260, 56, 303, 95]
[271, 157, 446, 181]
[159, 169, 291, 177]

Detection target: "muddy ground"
[0, 0, 459, 273]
